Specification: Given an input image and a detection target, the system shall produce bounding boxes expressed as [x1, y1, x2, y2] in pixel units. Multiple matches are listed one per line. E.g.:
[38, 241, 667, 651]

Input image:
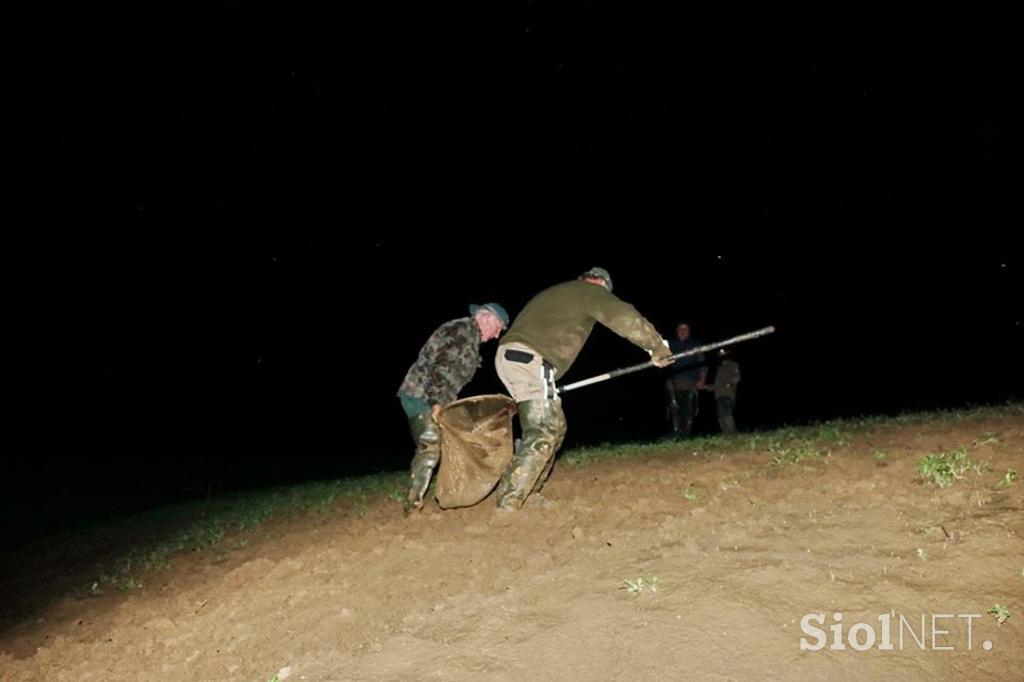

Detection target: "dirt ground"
[2, 411, 1022, 681]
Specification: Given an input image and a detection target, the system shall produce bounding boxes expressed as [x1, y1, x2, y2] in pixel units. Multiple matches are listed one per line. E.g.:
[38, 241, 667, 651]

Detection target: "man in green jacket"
[494, 267, 673, 510]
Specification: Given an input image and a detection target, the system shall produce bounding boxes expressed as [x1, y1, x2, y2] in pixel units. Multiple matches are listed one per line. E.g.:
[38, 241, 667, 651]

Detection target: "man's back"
[502, 280, 655, 379]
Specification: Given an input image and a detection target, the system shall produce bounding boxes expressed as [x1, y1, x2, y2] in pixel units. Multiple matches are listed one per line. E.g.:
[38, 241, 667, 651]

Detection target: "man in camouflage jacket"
[493, 267, 673, 510]
[397, 302, 509, 513]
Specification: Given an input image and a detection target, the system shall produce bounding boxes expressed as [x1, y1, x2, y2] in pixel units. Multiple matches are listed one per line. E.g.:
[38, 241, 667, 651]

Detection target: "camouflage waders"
[496, 398, 567, 509]
[405, 411, 441, 513]
[494, 356, 566, 510]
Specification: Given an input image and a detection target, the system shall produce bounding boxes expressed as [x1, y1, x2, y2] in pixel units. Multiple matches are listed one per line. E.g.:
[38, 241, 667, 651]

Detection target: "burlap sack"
[434, 394, 516, 508]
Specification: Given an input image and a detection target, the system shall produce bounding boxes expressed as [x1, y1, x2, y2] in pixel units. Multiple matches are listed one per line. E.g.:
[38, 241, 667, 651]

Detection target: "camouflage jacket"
[397, 317, 483, 407]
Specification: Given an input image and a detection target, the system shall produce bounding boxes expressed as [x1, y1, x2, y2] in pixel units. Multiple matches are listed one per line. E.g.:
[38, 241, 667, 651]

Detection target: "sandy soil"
[2, 412, 1022, 681]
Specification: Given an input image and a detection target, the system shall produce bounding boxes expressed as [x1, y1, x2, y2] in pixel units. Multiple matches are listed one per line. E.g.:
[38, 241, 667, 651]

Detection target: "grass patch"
[916, 448, 979, 488]
[769, 438, 828, 467]
[87, 473, 405, 592]
[560, 434, 726, 467]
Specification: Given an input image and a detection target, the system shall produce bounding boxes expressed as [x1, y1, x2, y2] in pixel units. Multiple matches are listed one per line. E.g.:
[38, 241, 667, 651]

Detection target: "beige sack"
[434, 394, 516, 508]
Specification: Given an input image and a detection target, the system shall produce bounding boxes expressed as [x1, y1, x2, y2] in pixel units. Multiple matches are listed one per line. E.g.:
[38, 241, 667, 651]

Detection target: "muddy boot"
[496, 399, 566, 510]
[531, 412, 566, 496]
[404, 412, 440, 514]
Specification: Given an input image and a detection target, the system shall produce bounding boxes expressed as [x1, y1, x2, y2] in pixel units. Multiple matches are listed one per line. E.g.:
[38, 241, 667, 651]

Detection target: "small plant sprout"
[988, 605, 1010, 625]
[973, 433, 999, 447]
[621, 577, 658, 594]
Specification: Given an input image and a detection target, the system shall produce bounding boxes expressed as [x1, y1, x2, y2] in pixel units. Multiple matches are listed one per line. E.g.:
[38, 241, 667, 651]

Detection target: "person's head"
[675, 322, 691, 341]
[579, 266, 613, 292]
[469, 302, 509, 341]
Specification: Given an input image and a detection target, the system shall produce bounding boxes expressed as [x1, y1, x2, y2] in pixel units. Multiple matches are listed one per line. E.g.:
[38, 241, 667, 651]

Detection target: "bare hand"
[651, 346, 673, 368]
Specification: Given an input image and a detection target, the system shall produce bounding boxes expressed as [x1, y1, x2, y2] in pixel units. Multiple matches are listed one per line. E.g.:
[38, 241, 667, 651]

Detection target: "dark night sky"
[10, 3, 1021, 547]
